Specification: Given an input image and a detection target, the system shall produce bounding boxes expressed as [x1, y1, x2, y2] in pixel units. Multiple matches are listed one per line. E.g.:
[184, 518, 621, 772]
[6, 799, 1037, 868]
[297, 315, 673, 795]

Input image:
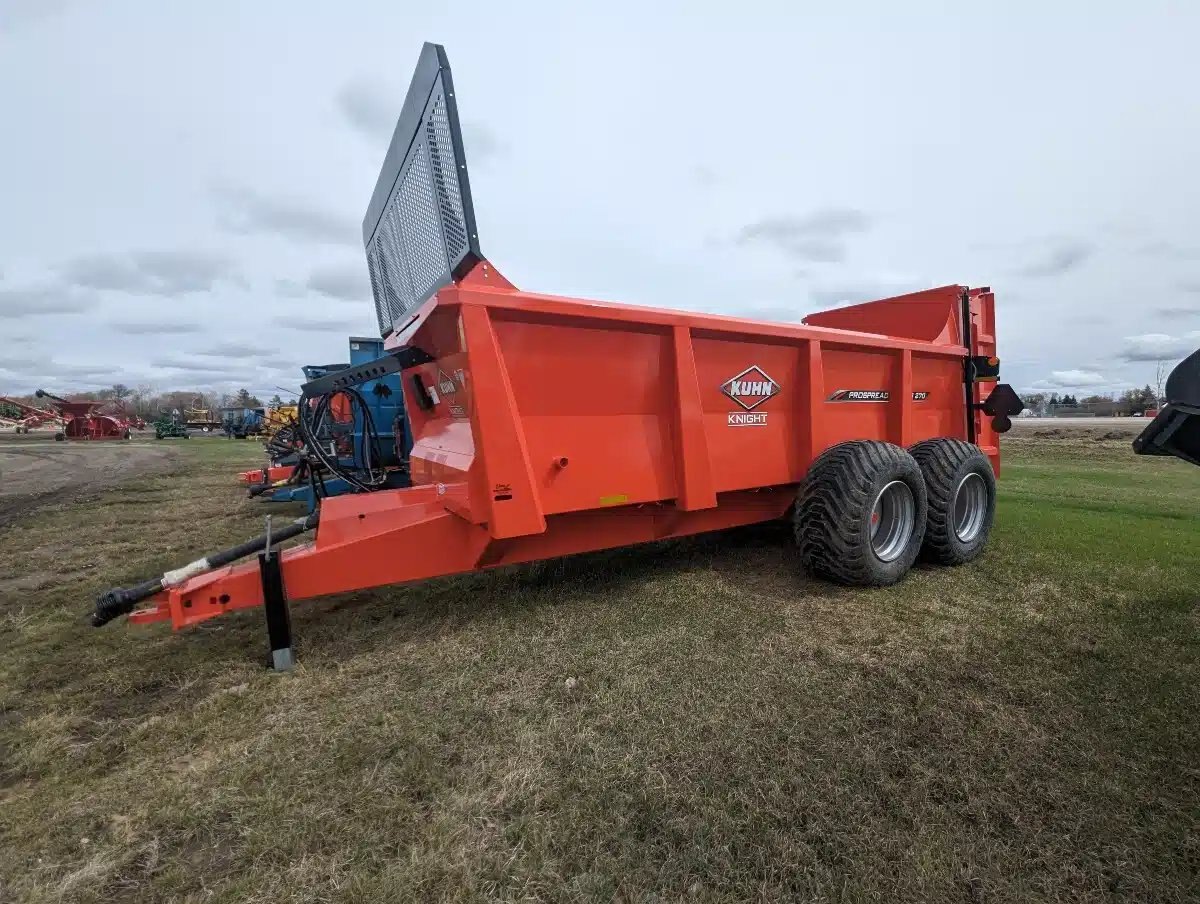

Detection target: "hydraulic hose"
[296, 387, 387, 494]
[92, 512, 319, 626]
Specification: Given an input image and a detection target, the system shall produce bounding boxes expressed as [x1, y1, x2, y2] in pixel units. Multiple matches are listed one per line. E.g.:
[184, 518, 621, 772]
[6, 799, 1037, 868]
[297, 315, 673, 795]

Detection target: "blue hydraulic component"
[221, 407, 264, 439]
[257, 337, 410, 511]
[263, 476, 353, 508]
[349, 336, 412, 465]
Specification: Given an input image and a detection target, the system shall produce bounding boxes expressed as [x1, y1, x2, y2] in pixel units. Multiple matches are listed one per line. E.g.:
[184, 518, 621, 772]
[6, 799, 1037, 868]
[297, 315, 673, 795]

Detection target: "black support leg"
[259, 552, 294, 671]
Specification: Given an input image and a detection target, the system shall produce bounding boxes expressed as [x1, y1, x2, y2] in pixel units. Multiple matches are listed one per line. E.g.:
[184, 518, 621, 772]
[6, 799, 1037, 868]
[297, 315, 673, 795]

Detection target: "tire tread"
[795, 440, 924, 586]
[909, 438, 994, 565]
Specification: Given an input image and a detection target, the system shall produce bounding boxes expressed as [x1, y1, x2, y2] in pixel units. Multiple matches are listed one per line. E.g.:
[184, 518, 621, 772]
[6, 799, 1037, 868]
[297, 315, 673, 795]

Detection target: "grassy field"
[1, 433, 1197, 902]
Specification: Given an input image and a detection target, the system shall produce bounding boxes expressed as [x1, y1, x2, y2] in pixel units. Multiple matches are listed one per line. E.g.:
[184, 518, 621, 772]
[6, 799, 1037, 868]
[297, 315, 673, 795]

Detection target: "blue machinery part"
[260, 337, 412, 510]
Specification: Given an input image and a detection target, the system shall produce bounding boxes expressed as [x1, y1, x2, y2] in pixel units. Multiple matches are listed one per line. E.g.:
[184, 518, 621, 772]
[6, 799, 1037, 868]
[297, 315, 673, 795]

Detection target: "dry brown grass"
[1, 436, 1197, 902]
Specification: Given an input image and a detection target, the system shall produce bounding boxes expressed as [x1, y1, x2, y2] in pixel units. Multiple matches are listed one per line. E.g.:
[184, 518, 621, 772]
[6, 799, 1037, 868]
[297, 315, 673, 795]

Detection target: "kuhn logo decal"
[828, 390, 930, 402]
[721, 366, 780, 411]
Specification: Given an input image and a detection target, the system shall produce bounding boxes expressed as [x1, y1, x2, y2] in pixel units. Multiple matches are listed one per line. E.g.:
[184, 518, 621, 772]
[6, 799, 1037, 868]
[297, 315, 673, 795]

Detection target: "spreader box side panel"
[362, 43, 482, 339]
[692, 336, 800, 494]
[910, 353, 970, 441]
[492, 317, 679, 515]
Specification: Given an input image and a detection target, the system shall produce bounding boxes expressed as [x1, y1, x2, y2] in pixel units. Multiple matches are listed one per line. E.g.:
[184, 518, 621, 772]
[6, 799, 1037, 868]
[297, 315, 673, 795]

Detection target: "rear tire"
[908, 438, 995, 565]
[795, 440, 927, 586]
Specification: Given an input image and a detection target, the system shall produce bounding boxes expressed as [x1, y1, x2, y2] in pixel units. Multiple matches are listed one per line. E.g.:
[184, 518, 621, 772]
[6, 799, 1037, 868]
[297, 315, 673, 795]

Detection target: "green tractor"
[153, 411, 191, 440]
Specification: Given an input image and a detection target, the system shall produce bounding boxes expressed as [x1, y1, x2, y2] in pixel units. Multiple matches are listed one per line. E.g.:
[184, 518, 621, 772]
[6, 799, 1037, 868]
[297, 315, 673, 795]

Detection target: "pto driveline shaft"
[91, 512, 319, 626]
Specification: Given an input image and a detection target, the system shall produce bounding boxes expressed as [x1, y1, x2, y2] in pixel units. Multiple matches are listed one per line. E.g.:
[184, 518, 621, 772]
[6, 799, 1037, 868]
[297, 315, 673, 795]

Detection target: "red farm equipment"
[0, 396, 61, 433]
[35, 390, 135, 441]
[95, 43, 1023, 668]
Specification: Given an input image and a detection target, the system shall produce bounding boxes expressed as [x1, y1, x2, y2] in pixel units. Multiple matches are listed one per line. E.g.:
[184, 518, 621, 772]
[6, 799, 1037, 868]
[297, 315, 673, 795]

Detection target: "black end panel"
[1134, 348, 1200, 466]
[1133, 404, 1200, 466]
[362, 42, 482, 338]
[1164, 348, 1200, 408]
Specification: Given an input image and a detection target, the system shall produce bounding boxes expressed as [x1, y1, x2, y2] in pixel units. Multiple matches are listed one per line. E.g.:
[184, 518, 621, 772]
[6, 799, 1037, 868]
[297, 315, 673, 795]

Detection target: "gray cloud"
[306, 262, 370, 301]
[1157, 305, 1199, 318]
[58, 255, 135, 291]
[215, 185, 358, 246]
[737, 208, 872, 262]
[0, 284, 95, 317]
[60, 251, 241, 295]
[131, 251, 242, 293]
[1012, 240, 1094, 278]
[461, 122, 505, 162]
[148, 355, 245, 374]
[275, 262, 370, 301]
[194, 341, 263, 359]
[273, 314, 362, 332]
[1118, 331, 1200, 362]
[336, 79, 395, 142]
[259, 355, 300, 370]
[110, 320, 204, 335]
[0, 354, 45, 372]
[1140, 240, 1200, 261]
[52, 362, 121, 378]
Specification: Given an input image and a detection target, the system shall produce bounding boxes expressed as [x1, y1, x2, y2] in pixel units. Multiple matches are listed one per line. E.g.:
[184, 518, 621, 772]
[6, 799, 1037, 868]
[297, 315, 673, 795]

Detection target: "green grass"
[1, 435, 1197, 902]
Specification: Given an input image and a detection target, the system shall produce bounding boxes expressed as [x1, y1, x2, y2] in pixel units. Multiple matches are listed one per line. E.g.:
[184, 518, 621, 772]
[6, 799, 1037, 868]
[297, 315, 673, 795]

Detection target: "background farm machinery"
[0, 396, 61, 433]
[261, 403, 299, 442]
[153, 411, 191, 439]
[221, 407, 265, 439]
[35, 390, 138, 441]
[183, 399, 222, 433]
[96, 42, 1024, 670]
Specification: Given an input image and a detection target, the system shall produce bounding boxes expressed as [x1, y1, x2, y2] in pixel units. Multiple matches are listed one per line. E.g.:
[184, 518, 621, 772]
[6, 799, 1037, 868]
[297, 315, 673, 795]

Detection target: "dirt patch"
[0, 437, 180, 530]
[1006, 418, 1148, 452]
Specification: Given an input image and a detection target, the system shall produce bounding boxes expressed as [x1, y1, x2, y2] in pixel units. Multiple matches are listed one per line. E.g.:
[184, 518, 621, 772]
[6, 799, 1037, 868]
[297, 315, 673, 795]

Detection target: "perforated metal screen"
[363, 44, 481, 337]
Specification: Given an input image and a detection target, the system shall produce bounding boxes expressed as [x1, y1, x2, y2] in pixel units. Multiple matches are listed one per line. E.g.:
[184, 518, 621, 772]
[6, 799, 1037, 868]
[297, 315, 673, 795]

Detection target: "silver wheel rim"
[953, 472, 988, 543]
[870, 480, 915, 562]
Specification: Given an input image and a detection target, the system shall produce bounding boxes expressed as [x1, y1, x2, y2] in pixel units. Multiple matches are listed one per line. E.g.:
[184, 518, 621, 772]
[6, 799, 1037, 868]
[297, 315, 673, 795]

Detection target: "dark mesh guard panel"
[362, 44, 481, 337]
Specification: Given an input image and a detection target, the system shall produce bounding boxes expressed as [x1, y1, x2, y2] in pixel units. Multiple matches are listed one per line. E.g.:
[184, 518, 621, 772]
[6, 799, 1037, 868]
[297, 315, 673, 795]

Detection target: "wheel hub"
[952, 472, 988, 542]
[870, 480, 915, 562]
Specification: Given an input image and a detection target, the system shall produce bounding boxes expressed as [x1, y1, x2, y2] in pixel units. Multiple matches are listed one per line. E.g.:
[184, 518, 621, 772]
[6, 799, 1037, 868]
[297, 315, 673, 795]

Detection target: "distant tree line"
[1022, 385, 1160, 417]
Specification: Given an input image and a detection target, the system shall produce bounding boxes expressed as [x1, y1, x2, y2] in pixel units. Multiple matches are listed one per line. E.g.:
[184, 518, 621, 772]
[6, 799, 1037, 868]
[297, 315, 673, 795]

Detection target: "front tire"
[795, 440, 927, 586]
[908, 438, 996, 565]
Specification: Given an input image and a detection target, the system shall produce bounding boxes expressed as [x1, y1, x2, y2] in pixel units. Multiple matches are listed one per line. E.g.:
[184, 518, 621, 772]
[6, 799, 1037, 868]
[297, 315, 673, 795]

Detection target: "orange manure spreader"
[95, 43, 1023, 668]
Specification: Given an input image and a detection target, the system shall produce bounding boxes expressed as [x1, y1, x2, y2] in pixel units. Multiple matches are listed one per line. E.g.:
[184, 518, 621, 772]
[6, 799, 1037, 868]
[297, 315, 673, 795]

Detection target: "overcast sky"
[2, 0, 1198, 399]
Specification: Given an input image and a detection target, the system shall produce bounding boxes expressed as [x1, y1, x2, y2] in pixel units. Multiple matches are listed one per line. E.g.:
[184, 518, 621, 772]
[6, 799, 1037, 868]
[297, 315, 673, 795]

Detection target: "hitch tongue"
[92, 512, 319, 627]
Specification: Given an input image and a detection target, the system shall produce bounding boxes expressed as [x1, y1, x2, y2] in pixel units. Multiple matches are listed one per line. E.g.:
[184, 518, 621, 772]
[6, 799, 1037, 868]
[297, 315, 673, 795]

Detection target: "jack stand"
[259, 550, 294, 671]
